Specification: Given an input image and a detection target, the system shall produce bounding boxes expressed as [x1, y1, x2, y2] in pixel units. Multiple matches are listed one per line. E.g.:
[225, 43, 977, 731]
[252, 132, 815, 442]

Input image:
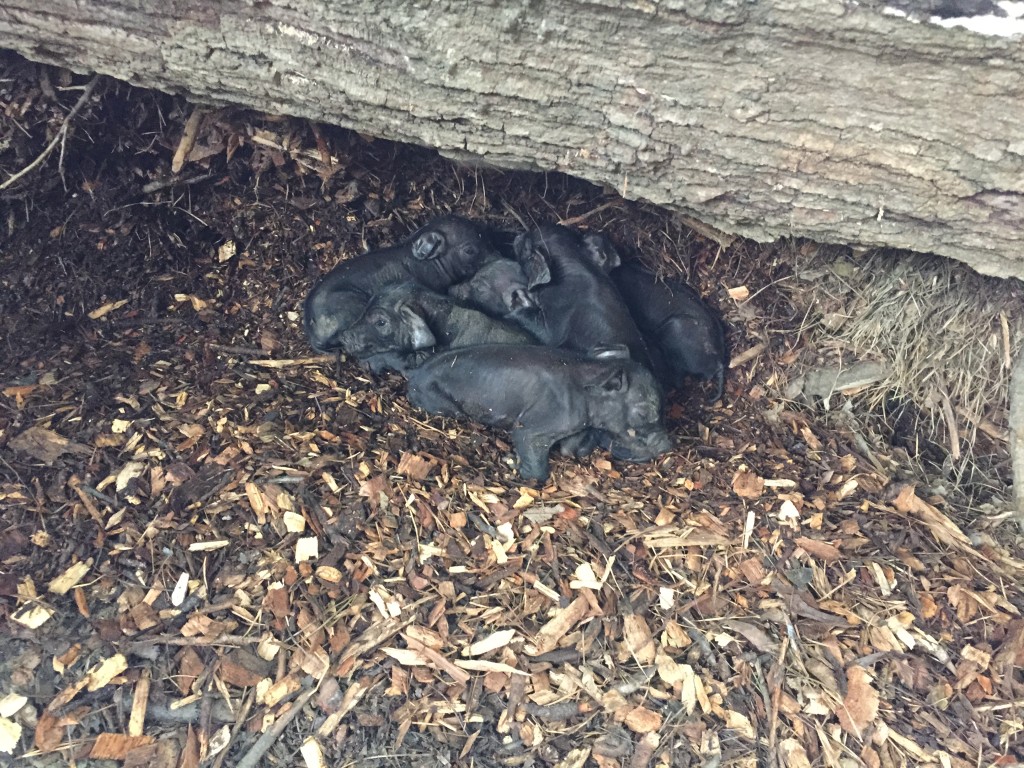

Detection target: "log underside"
[1, 1, 1023, 279]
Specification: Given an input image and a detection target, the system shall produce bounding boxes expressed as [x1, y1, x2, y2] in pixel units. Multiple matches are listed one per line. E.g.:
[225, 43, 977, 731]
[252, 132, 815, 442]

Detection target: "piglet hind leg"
[407, 380, 462, 417]
[557, 429, 602, 458]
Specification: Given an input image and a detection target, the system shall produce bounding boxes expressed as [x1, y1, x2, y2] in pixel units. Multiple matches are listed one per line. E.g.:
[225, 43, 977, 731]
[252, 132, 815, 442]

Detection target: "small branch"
[558, 200, 622, 227]
[234, 686, 318, 768]
[0, 76, 99, 192]
[207, 343, 272, 356]
[142, 171, 217, 195]
[247, 355, 336, 368]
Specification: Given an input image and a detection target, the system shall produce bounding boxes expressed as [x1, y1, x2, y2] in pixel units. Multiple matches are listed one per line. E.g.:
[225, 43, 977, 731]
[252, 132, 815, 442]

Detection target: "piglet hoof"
[412, 230, 446, 260]
[517, 463, 550, 485]
[705, 369, 725, 403]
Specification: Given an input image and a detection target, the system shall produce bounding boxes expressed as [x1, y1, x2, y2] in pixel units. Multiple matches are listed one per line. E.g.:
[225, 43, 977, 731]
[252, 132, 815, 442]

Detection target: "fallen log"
[1, 1, 1022, 278]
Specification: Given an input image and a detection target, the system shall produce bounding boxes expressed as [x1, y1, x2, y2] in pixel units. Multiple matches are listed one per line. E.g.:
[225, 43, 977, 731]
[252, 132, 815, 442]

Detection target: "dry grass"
[782, 244, 1022, 485]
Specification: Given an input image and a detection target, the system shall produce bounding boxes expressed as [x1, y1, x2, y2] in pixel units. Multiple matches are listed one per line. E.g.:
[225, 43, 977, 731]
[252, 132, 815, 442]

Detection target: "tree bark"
[1, 1, 1023, 279]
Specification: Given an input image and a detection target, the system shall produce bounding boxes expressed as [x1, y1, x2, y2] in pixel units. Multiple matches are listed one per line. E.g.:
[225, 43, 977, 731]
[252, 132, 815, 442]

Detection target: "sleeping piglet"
[337, 282, 535, 371]
[578, 235, 728, 401]
[303, 215, 498, 352]
[406, 344, 672, 482]
[609, 263, 727, 401]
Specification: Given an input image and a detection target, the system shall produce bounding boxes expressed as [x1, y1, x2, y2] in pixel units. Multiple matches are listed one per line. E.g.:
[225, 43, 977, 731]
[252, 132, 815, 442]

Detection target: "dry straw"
[791, 247, 1022, 475]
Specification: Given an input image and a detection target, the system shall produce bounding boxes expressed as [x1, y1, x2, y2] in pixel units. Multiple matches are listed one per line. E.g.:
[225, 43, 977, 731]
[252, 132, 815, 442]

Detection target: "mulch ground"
[1, 56, 1023, 768]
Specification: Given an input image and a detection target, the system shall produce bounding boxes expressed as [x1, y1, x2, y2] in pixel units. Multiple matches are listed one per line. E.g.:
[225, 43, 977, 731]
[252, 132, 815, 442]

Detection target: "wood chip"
[524, 596, 593, 656]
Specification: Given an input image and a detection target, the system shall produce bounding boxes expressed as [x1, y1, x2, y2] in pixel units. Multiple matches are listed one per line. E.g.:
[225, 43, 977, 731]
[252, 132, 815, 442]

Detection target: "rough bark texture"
[1, 1, 1023, 278]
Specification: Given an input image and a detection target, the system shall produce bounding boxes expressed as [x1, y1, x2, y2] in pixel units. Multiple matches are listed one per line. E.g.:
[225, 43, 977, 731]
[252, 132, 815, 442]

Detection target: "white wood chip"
[462, 629, 516, 657]
[0, 716, 22, 755]
[171, 571, 189, 606]
[283, 511, 306, 533]
[300, 737, 327, 768]
[295, 536, 319, 562]
[0, 694, 27, 718]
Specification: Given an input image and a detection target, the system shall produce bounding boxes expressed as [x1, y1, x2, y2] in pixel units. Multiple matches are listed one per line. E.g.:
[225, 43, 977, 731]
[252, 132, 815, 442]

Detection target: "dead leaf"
[180, 725, 200, 768]
[621, 615, 656, 664]
[724, 709, 755, 739]
[622, 705, 662, 734]
[732, 469, 764, 499]
[396, 452, 436, 479]
[4, 383, 38, 407]
[836, 666, 879, 738]
[890, 485, 990, 563]
[10, 426, 91, 464]
[34, 709, 68, 752]
[172, 109, 204, 173]
[721, 620, 778, 653]
[795, 536, 842, 562]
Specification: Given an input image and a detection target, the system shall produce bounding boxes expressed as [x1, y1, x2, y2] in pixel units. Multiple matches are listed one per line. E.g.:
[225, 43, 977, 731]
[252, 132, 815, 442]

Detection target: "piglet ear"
[512, 232, 533, 261]
[523, 255, 551, 289]
[507, 287, 536, 313]
[582, 233, 621, 273]
[412, 230, 446, 260]
[513, 233, 551, 288]
[400, 305, 436, 349]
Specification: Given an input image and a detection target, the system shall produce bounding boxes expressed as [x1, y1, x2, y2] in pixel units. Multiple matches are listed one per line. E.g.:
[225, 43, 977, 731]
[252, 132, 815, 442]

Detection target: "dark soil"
[1, 54, 1022, 768]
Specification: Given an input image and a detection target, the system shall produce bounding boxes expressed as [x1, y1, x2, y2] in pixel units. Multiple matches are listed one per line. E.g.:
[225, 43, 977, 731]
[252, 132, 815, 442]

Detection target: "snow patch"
[930, 1, 1024, 36]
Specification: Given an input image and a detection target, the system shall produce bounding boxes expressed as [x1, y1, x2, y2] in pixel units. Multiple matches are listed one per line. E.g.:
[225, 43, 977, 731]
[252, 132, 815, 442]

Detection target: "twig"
[729, 342, 766, 369]
[523, 701, 585, 721]
[211, 689, 256, 768]
[76, 483, 117, 506]
[207, 343, 272, 356]
[248, 355, 336, 368]
[234, 686, 318, 768]
[141, 172, 217, 195]
[125, 634, 260, 649]
[142, 171, 217, 195]
[0, 76, 99, 192]
[107, 317, 191, 328]
[171, 108, 204, 174]
[953, 406, 1007, 442]
[558, 200, 621, 228]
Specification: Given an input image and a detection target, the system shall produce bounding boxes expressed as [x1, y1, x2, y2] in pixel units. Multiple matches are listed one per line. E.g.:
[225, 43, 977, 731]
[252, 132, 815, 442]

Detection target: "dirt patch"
[1, 55, 1023, 767]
